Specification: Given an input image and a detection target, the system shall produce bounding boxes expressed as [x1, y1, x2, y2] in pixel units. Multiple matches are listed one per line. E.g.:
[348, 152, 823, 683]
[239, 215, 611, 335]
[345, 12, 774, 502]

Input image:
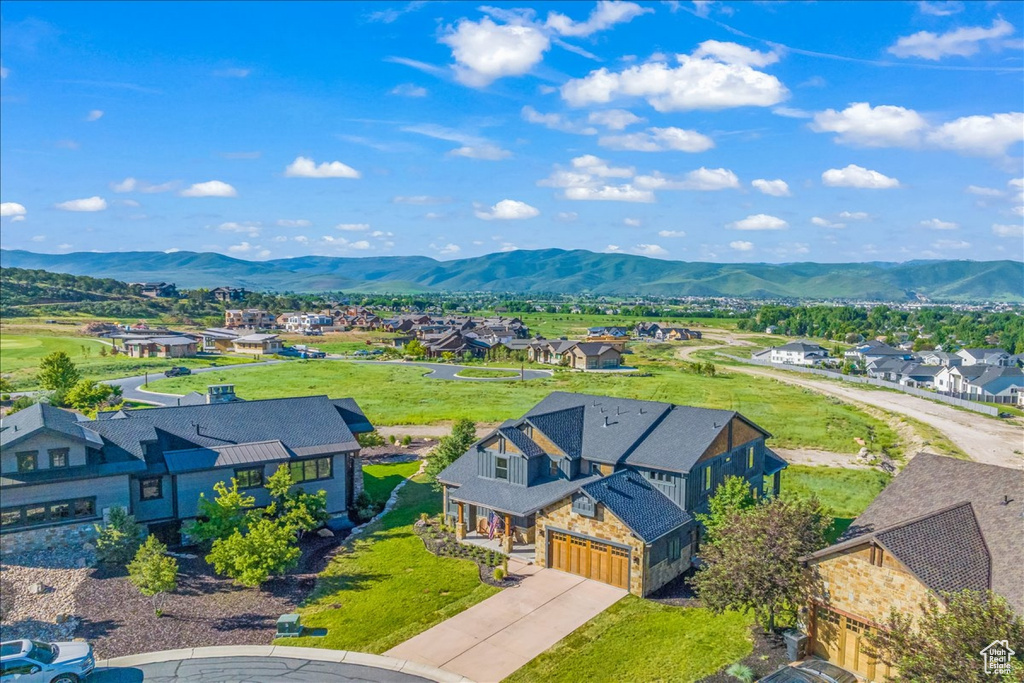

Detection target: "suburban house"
[844, 341, 912, 366]
[956, 347, 1012, 367]
[634, 322, 662, 339]
[224, 309, 275, 329]
[121, 335, 198, 359]
[766, 341, 830, 366]
[934, 365, 1024, 403]
[231, 333, 284, 356]
[586, 326, 628, 339]
[918, 350, 961, 367]
[654, 327, 702, 342]
[803, 454, 1023, 682]
[528, 340, 623, 370]
[133, 282, 178, 298]
[0, 389, 373, 554]
[285, 313, 334, 333]
[439, 392, 787, 596]
[201, 327, 240, 353]
[211, 286, 247, 303]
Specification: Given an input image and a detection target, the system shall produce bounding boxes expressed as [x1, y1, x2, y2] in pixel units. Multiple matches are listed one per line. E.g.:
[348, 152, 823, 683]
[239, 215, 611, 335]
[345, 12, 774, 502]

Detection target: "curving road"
[107, 359, 552, 407]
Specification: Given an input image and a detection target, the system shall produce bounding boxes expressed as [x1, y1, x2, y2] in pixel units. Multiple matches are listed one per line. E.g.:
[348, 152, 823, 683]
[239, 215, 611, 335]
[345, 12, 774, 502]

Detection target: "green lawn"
[149, 360, 899, 454]
[455, 368, 521, 378]
[282, 474, 499, 653]
[505, 597, 753, 683]
[361, 460, 420, 503]
[781, 465, 891, 541]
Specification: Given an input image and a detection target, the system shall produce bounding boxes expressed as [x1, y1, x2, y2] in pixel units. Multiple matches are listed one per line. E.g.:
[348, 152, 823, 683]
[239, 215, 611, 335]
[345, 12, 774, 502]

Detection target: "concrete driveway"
[386, 562, 625, 682]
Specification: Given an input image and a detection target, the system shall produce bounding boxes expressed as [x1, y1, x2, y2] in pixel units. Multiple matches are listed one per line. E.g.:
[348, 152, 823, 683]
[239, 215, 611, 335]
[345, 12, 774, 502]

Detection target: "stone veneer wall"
[0, 522, 98, 556]
[810, 545, 933, 625]
[645, 541, 693, 594]
[352, 461, 365, 500]
[536, 496, 647, 596]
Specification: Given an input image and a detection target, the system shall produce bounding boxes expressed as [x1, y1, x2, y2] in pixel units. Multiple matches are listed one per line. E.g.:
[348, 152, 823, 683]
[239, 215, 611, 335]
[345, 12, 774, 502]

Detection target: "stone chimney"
[206, 384, 237, 404]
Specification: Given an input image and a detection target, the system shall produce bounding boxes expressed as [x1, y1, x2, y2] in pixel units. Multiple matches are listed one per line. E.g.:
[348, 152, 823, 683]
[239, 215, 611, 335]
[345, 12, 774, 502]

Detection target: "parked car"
[0, 639, 95, 683]
[164, 366, 192, 377]
[759, 660, 857, 683]
[300, 349, 326, 359]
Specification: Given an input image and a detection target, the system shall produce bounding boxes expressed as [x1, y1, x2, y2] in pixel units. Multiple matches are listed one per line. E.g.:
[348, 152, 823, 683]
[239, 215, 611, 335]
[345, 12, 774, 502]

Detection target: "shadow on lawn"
[305, 570, 390, 602]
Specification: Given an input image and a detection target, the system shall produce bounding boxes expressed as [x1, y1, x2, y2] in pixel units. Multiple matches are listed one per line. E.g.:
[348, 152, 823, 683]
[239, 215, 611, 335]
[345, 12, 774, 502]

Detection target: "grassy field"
[361, 460, 420, 503]
[505, 597, 752, 683]
[511, 313, 738, 339]
[455, 368, 521, 378]
[150, 360, 900, 453]
[283, 474, 499, 653]
[781, 464, 891, 541]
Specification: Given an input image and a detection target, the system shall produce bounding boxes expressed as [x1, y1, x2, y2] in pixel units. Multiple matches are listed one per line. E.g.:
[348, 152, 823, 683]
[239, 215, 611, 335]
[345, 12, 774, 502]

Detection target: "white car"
[0, 640, 94, 683]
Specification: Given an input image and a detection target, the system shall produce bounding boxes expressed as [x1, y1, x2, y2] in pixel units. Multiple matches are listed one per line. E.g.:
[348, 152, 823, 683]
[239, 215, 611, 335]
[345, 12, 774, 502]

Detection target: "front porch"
[450, 501, 538, 563]
[461, 529, 536, 563]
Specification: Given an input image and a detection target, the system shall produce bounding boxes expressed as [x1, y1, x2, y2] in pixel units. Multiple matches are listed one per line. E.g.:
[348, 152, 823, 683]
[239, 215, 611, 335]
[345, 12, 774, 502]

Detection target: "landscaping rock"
[28, 582, 47, 595]
[316, 528, 335, 538]
[0, 548, 93, 643]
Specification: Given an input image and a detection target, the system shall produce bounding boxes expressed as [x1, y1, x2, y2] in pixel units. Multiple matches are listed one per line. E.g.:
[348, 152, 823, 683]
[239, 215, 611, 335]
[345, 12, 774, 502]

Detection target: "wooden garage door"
[812, 607, 891, 682]
[547, 531, 629, 589]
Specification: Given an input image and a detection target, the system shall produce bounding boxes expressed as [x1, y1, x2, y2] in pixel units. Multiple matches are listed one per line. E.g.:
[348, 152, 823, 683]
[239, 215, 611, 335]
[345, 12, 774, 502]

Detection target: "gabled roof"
[581, 470, 693, 543]
[971, 366, 1024, 389]
[0, 402, 103, 450]
[164, 440, 293, 473]
[234, 333, 280, 342]
[526, 405, 585, 458]
[775, 341, 826, 353]
[572, 342, 620, 356]
[498, 426, 546, 459]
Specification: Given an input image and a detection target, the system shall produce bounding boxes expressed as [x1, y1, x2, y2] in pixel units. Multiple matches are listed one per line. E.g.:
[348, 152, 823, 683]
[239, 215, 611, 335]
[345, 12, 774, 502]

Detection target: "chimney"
[207, 384, 236, 404]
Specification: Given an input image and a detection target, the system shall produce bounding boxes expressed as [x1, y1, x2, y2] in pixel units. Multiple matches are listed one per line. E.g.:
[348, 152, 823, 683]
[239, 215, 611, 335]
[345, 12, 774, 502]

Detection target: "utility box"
[783, 629, 808, 661]
[276, 613, 303, 638]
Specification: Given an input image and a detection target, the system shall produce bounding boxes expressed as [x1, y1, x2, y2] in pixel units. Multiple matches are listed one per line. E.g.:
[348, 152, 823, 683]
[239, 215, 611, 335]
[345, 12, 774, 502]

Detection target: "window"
[289, 457, 332, 484]
[140, 477, 163, 501]
[590, 462, 602, 475]
[495, 456, 509, 481]
[1, 498, 98, 531]
[549, 459, 559, 477]
[747, 446, 755, 470]
[703, 467, 712, 491]
[48, 448, 69, 468]
[647, 470, 673, 484]
[235, 467, 263, 489]
[668, 535, 681, 561]
[25, 506, 46, 525]
[16, 451, 37, 472]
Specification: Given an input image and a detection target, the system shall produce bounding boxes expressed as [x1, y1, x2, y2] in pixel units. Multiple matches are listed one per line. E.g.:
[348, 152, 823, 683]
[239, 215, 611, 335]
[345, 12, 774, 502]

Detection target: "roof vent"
[1003, 495, 1014, 505]
[638, 408, 644, 415]
[603, 416, 610, 427]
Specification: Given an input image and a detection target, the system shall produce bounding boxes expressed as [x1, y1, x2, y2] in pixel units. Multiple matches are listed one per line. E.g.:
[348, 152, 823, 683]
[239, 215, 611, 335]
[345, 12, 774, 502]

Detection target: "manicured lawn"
[455, 368, 521, 378]
[150, 360, 899, 453]
[282, 475, 499, 653]
[361, 460, 420, 503]
[505, 597, 753, 683]
[782, 465, 891, 541]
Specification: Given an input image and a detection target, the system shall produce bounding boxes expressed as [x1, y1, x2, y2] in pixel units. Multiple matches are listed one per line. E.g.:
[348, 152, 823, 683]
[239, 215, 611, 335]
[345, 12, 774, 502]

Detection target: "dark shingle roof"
[817, 453, 1024, 615]
[776, 341, 826, 353]
[498, 427, 546, 459]
[623, 405, 742, 473]
[447, 469, 603, 516]
[0, 402, 103, 449]
[330, 398, 374, 434]
[582, 470, 693, 543]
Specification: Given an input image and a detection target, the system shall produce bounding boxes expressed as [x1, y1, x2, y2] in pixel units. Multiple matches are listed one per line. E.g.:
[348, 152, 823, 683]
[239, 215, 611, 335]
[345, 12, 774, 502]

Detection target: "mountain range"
[2, 249, 1021, 302]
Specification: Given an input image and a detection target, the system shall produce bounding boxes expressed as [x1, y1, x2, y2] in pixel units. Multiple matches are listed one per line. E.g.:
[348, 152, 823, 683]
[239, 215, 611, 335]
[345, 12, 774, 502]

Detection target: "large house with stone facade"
[0, 388, 372, 554]
[803, 454, 1023, 682]
[438, 392, 786, 597]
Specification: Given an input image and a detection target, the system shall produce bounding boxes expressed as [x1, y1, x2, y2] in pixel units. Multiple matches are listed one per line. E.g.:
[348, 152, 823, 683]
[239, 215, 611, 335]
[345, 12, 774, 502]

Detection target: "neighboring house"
[586, 326, 628, 339]
[232, 333, 284, 355]
[133, 282, 177, 298]
[956, 348, 1012, 367]
[439, 392, 786, 596]
[844, 341, 911, 365]
[0, 390, 373, 554]
[935, 365, 1024, 402]
[211, 286, 247, 303]
[656, 328, 702, 342]
[634, 322, 661, 339]
[768, 341, 829, 366]
[528, 340, 622, 370]
[803, 454, 1023, 682]
[224, 309, 275, 329]
[285, 313, 333, 333]
[896, 363, 940, 388]
[201, 327, 239, 353]
[122, 336, 198, 358]
[918, 350, 961, 367]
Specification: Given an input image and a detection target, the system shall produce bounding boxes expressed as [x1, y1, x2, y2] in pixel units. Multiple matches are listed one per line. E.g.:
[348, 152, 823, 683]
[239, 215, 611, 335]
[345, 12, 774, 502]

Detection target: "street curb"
[96, 645, 473, 682]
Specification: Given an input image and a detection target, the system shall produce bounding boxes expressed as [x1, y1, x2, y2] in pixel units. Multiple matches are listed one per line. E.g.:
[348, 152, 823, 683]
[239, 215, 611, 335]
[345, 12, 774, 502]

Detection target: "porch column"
[456, 503, 466, 540]
[502, 513, 513, 553]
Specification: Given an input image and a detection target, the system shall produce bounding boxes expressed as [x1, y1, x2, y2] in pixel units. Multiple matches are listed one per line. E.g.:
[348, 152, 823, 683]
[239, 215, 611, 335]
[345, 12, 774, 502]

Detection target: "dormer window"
[550, 459, 559, 478]
[495, 456, 509, 480]
[16, 452, 37, 473]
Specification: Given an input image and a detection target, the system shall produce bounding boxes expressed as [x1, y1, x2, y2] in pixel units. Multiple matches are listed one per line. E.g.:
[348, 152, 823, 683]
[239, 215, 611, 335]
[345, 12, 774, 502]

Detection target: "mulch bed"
[75, 535, 340, 660]
[647, 568, 701, 607]
[698, 625, 790, 682]
[414, 524, 522, 589]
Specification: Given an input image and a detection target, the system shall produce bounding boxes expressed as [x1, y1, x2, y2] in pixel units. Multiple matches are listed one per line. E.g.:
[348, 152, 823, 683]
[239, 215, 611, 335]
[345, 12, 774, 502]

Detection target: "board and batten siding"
[130, 474, 175, 522]
[476, 448, 528, 485]
[632, 467, 687, 509]
[687, 437, 766, 513]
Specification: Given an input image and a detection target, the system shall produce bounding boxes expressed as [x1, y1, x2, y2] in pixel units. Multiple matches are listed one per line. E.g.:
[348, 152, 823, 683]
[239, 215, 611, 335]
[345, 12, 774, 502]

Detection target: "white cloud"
[728, 214, 788, 231]
[624, 217, 642, 227]
[31, 235, 45, 241]
[539, 155, 654, 202]
[635, 167, 740, 191]
[888, 19, 1014, 60]
[658, 230, 686, 237]
[918, 1, 963, 17]
[0, 202, 27, 218]
[556, 211, 578, 222]
[730, 240, 754, 251]
[404, 123, 512, 160]
[350, 240, 372, 250]
[561, 41, 787, 112]
[634, 243, 667, 256]
[85, 109, 104, 122]
[751, 179, 790, 197]
[285, 156, 360, 178]
[55, 196, 107, 212]
[391, 83, 428, 97]
[139, 181, 178, 194]
[992, 223, 1024, 238]
[838, 211, 870, 220]
[599, 126, 714, 152]
[811, 216, 845, 229]
[588, 109, 645, 130]
[919, 218, 959, 230]
[545, 1, 652, 37]
[56, 243, 73, 250]
[214, 68, 251, 78]
[692, 40, 780, 67]
[432, 242, 462, 255]
[111, 177, 137, 193]
[572, 154, 634, 177]
[931, 239, 971, 249]
[967, 185, 1004, 197]
[180, 180, 237, 197]
[773, 107, 813, 119]
[440, 17, 550, 87]
[218, 221, 261, 237]
[811, 102, 928, 147]
[336, 223, 370, 231]
[276, 219, 312, 228]
[498, 242, 518, 252]
[822, 164, 900, 189]
[475, 199, 540, 220]
[451, 144, 513, 160]
[565, 185, 654, 202]
[926, 112, 1024, 157]
[293, 236, 309, 244]
[521, 106, 597, 135]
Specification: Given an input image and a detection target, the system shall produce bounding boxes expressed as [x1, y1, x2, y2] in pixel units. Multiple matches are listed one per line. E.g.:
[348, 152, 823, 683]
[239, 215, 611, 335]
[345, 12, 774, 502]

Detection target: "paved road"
[386, 561, 625, 682]
[106, 360, 552, 407]
[92, 656, 432, 682]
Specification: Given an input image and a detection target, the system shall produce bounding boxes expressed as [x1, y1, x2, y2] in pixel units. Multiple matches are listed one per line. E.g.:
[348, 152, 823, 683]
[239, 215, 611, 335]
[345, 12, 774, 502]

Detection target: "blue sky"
[1, 0, 1022, 264]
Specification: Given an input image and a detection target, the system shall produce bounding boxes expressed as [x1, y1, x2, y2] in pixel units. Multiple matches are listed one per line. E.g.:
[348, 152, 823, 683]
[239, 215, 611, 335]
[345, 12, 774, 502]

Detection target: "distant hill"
[2, 248, 1021, 302]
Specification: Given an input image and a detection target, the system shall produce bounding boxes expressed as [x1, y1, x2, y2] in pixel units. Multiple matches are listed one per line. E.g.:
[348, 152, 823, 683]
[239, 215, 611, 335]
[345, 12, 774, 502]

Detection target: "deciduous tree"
[206, 517, 300, 587]
[38, 351, 81, 404]
[695, 475, 757, 544]
[186, 479, 256, 545]
[127, 535, 178, 615]
[425, 419, 477, 490]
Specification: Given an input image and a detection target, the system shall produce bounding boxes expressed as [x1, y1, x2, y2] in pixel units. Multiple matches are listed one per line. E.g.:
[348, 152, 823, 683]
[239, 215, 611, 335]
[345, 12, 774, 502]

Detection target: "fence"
[717, 354, 1001, 417]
